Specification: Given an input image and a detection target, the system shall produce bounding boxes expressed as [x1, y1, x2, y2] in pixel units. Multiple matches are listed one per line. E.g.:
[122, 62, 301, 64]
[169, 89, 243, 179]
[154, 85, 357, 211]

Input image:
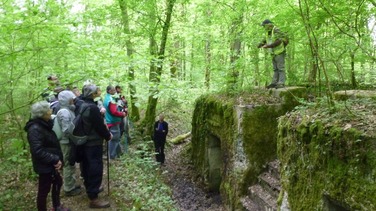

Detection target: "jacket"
[82, 98, 112, 146]
[153, 121, 169, 142]
[57, 90, 76, 144]
[103, 93, 124, 126]
[259, 26, 286, 55]
[24, 118, 63, 174]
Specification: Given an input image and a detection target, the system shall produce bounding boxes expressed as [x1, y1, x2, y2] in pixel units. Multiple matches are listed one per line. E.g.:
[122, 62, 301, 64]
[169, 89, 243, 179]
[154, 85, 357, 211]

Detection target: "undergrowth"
[110, 140, 177, 211]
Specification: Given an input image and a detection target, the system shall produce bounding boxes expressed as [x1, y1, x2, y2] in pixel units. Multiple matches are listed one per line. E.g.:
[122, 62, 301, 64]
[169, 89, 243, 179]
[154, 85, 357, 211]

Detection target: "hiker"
[104, 85, 127, 160]
[41, 75, 60, 102]
[114, 85, 128, 137]
[257, 19, 288, 89]
[24, 101, 70, 211]
[80, 84, 112, 208]
[153, 114, 169, 165]
[56, 90, 82, 196]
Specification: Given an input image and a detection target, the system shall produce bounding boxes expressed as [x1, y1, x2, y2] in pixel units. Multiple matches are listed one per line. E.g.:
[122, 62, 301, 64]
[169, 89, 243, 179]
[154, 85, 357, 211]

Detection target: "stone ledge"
[334, 90, 376, 100]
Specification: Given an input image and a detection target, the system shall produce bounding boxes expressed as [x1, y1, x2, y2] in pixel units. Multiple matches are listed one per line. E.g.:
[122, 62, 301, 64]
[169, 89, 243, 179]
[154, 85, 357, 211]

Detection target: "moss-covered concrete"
[191, 88, 306, 210]
[277, 100, 376, 210]
[334, 90, 376, 101]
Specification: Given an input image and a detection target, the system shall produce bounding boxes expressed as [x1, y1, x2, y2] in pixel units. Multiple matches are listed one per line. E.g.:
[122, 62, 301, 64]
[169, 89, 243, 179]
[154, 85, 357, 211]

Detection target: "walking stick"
[107, 140, 110, 196]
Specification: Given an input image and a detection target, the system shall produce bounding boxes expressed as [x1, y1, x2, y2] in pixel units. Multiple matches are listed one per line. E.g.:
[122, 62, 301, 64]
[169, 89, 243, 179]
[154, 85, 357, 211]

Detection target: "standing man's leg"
[37, 173, 53, 211]
[271, 55, 279, 86]
[51, 171, 63, 209]
[82, 145, 109, 208]
[275, 52, 286, 86]
[109, 125, 121, 159]
[60, 143, 80, 196]
[160, 140, 165, 164]
[154, 139, 162, 163]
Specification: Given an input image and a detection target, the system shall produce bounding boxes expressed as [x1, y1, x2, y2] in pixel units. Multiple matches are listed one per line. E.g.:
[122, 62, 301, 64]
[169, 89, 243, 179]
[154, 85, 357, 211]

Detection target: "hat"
[261, 19, 273, 26]
[83, 84, 98, 98]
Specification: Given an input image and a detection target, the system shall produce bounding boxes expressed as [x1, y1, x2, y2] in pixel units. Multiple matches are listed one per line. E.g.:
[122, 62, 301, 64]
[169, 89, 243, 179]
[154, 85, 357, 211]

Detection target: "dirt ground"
[163, 141, 225, 211]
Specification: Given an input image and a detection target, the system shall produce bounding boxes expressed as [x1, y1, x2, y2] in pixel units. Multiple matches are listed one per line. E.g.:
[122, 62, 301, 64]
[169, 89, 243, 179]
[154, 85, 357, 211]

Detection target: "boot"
[64, 186, 82, 197]
[275, 83, 285, 89]
[266, 83, 277, 89]
[89, 198, 110, 208]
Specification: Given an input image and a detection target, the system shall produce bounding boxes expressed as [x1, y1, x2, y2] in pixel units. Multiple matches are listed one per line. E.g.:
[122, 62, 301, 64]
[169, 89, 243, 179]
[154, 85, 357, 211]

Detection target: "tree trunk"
[227, 1, 244, 91]
[228, 20, 242, 90]
[118, 0, 140, 121]
[143, 0, 176, 138]
[350, 51, 357, 89]
[205, 39, 211, 90]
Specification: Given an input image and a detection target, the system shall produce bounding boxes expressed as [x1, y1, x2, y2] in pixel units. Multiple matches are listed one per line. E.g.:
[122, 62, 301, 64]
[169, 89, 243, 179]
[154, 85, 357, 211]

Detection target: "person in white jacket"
[57, 90, 82, 196]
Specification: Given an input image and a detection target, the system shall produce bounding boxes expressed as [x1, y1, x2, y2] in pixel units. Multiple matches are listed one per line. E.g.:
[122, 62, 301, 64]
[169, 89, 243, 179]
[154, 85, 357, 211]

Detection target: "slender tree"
[118, 0, 141, 121]
[143, 0, 176, 138]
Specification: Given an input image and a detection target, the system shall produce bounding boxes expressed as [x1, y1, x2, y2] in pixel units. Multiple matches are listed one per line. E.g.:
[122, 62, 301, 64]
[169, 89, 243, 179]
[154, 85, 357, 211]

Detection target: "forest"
[0, 0, 375, 210]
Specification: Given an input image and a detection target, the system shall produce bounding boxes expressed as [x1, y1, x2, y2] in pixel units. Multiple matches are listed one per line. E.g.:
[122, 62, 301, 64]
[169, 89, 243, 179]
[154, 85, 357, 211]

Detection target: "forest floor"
[38, 139, 225, 211]
[163, 141, 224, 211]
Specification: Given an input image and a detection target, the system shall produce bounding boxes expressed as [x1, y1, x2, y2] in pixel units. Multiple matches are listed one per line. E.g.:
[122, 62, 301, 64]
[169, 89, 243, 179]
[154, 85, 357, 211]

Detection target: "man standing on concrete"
[258, 19, 288, 89]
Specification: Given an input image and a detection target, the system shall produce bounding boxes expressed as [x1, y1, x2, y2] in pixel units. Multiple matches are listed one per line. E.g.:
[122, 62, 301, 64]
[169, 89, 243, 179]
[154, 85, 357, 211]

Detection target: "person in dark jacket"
[24, 101, 70, 211]
[153, 114, 169, 165]
[80, 84, 113, 208]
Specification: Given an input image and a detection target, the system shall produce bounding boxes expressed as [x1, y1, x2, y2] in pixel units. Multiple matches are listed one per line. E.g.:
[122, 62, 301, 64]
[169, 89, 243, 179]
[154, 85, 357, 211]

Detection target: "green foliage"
[111, 146, 177, 210]
[0, 148, 35, 210]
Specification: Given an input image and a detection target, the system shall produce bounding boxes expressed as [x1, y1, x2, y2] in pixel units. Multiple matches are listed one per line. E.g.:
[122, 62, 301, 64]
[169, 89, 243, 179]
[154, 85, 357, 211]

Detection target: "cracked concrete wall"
[191, 87, 306, 210]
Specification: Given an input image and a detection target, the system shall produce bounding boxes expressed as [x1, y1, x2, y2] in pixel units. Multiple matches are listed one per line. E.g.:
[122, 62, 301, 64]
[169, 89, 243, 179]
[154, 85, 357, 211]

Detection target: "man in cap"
[80, 84, 113, 208]
[258, 19, 288, 89]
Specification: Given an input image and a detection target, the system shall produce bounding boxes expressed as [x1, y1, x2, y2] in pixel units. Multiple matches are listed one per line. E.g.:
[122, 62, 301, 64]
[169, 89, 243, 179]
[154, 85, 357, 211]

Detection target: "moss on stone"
[191, 88, 308, 210]
[278, 103, 376, 210]
[241, 105, 282, 192]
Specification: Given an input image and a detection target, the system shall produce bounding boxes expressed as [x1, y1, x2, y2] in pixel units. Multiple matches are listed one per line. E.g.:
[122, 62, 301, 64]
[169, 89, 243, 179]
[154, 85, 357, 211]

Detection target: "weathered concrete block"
[191, 87, 306, 209]
[334, 90, 376, 100]
[278, 102, 376, 210]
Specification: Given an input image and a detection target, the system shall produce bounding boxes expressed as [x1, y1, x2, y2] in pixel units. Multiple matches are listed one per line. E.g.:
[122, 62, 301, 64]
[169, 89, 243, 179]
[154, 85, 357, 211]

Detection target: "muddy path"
[163, 141, 225, 211]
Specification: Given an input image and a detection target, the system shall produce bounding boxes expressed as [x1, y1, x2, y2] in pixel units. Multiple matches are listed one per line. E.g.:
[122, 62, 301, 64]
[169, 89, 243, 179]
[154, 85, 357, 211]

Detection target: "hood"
[24, 118, 53, 131]
[58, 90, 76, 107]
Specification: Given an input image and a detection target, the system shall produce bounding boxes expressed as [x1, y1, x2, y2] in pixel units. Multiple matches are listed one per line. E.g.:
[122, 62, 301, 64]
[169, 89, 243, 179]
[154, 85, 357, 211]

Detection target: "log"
[168, 132, 191, 145]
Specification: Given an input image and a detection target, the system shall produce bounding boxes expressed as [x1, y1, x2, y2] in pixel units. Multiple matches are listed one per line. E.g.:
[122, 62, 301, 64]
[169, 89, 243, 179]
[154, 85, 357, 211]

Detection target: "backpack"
[52, 109, 68, 140]
[70, 104, 91, 145]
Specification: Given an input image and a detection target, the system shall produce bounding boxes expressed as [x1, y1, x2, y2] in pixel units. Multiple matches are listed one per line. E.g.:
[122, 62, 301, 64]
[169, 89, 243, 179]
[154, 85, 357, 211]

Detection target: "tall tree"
[143, 0, 176, 138]
[227, 0, 245, 90]
[118, 0, 141, 121]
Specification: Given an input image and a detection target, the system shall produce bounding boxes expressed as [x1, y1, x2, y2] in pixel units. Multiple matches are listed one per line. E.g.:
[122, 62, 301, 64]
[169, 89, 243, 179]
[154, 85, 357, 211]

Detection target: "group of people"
[25, 79, 130, 210]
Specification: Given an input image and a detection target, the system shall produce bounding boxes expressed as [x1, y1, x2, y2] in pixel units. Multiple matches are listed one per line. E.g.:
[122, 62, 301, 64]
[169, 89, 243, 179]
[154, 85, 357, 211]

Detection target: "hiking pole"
[107, 140, 110, 196]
